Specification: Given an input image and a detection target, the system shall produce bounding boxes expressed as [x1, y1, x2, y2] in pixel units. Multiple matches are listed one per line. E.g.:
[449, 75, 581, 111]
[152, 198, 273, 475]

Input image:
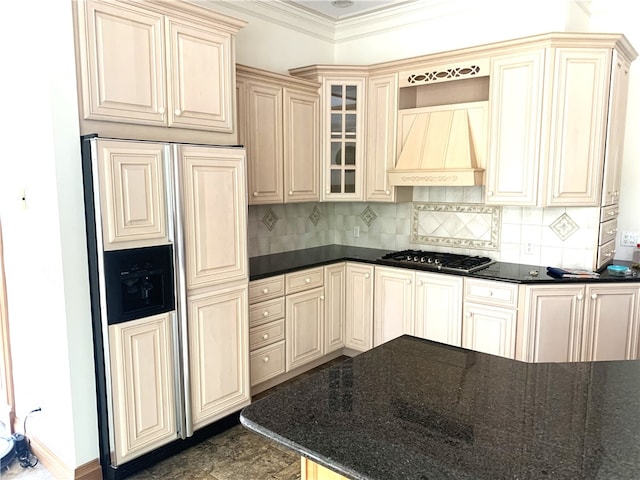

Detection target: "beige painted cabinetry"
[236, 65, 320, 205]
[414, 272, 463, 347]
[95, 138, 168, 250]
[344, 263, 374, 352]
[108, 312, 176, 464]
[73, 0, 244, 139]
[374, 266, 414, 346]
[179, 145, 250, 430]
[518, 282, 640, 362]
[324, 263, 346, 354]
[462, 279, 519, 359]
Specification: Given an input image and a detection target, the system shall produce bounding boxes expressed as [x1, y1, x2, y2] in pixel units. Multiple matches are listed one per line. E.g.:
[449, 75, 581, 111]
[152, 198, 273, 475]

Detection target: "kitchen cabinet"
[285, 268, 325, 370]
[236, 65, 320, 204]
[414, 272, 463, 347]
[180, 145, 248, 290]
[365, 72, 412, 203]
[518, 282, 640, 362]
[462, 279, 519, 359]
[324, 263, 346, 354]
[344, 263, 374, 352]
[187, 284, 250, 431]
[95, 139, 168, 250]
[374, 266, 414, 346]
[108, 312, 176, 464]
[73, 0, 244, 135]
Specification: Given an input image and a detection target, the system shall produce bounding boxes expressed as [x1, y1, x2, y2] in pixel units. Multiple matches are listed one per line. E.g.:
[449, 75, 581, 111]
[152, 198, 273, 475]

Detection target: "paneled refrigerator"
[80, 135, 250, 479]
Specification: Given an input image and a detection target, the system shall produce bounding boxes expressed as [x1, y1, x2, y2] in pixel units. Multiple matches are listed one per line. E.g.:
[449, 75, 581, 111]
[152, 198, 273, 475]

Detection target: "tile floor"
[2, 357, 347, 480]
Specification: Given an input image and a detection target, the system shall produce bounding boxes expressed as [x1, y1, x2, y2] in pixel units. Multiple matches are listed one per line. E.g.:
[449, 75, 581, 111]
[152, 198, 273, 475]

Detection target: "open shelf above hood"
[388, 101, 488, 187]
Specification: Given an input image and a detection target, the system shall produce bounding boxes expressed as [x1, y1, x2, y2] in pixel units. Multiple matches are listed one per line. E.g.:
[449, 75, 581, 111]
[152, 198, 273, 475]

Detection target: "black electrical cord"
[17, 408, 40, 468]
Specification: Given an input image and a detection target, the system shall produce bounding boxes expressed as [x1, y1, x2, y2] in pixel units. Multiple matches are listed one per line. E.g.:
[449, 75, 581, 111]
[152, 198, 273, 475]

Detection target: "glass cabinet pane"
[344, 143, 355, 165]
[330, 170, 341, 193]
[345, 85, 357, 110]
[331, 142, 342, 166]
[331, 85, 343, 110]
[331, 113, 343, 137]
[345, 114, 356, 135]
[345, 170, 356, 193]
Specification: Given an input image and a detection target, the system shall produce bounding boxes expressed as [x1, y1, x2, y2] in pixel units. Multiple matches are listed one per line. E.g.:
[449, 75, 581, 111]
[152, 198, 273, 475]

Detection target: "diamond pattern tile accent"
[411, 203, 501, 250]
[308, 206, 321, 226]
[261, 208, 279, 231]
[550, 212, 579, 240]
[360, 206, 378, 227]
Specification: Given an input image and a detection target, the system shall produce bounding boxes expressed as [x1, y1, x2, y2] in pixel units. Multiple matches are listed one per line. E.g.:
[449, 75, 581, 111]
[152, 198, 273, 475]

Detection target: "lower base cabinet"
[463, 303, 517, 358]
[344, 263, 374, 352]
[302, 458, 348, 480]
[286, 286, 325, 370]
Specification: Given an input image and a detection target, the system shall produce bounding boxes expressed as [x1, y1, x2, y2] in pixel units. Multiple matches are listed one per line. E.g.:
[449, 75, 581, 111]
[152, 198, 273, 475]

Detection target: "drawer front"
[249, 319, 285, 351]
[249, 276, 285, 304]
[250, 341, 285, 387]
[598, 218, 618, 246]
[464, 278, 519, 308]
[285, 267, 324, 294]
[596, 240, 616, 270]
[249, 297, 285, 328]
[600, 204, 619, 222]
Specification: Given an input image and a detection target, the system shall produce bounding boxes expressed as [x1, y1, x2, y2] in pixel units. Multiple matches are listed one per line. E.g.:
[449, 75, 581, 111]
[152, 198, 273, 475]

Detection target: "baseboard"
[26, 433, 102, 480]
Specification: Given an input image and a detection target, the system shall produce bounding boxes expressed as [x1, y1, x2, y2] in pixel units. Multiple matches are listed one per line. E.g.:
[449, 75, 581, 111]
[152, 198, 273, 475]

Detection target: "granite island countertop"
[240, 336, 640, 480]
[249, 244, 639, 283]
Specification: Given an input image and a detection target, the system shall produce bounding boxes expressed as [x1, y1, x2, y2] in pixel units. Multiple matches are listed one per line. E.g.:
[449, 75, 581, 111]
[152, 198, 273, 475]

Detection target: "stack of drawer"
[248, 275, 286, 387]
[597, 204, 618, 270]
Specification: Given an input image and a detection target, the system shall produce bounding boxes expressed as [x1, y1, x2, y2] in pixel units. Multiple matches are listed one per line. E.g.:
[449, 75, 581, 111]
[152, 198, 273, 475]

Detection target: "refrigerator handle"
[168, 143, 194, 439]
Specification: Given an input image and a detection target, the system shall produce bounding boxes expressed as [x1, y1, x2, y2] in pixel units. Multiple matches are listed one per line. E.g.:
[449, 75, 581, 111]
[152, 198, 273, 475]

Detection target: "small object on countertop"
[607, 264, 630, 277]
[633, 244, 640, 264]
[528, 270, 539, 277]
[546, 266, 600, 279]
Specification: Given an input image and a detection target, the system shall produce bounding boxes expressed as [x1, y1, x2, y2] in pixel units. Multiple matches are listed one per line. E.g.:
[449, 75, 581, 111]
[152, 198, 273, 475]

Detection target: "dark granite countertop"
[241, 336, 640, 480]
[249, 244, 640, 283]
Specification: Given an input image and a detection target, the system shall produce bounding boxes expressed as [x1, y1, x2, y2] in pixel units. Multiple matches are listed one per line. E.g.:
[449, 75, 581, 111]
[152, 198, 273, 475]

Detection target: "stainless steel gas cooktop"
[378, 249, 494, 273]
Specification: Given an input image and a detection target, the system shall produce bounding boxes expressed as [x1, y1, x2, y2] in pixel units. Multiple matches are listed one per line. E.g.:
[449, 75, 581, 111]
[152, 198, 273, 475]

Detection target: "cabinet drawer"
[285, 267, 324, 294]
[249, 319, 285, 351]
[596, 240, 616, 270]
[249, 276, 285, 304]
[599, 218, 618, 246]
[249, 297, 285, 328]
[464, 278, 519, 308]
[250, 341, 285, 386]
[600, 204, 619, 222]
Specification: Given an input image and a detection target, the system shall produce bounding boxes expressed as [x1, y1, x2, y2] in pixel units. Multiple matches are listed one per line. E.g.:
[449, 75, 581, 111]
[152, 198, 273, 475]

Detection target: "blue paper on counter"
[546, 266, 600, 279]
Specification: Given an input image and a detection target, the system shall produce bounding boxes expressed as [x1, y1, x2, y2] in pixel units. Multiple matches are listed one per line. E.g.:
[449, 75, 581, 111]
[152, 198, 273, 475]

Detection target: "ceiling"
[286, 0, 417, 20]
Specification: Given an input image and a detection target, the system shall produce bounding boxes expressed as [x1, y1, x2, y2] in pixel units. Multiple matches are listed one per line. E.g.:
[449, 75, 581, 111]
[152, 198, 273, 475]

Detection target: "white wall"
[0, 0, 98, 470]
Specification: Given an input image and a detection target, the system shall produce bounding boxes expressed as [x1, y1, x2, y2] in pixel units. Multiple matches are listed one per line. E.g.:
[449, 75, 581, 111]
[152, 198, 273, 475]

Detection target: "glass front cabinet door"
[323, 77, 366, 201]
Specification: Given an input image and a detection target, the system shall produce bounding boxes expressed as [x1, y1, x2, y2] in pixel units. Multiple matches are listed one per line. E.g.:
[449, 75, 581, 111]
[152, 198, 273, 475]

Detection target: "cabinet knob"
[174, 109, 182, 116]
[406, 279, 411, 285]
[305, 278, 311, 283]
[263, 333, 269, 340]
[385, 190, 390, 195]
[326, 190, 330, 194]
[263, 356, 270, 363]
[466, 312, 473, 317]
[320, 295, 325, 300]
[487, 290, 493, 297]
[591, 293, 598, 300]
[253, 192, 258, 197]
[417, 280, 423, 286]
[289, 191, 293, 195]
[158, 107, 165, 114]
[365, 273, 370, 279]
[262, 288, 269, 294]
[488, 191, 494, 196]
[263, 311, 269, 317]
[577, 293, 584, 301]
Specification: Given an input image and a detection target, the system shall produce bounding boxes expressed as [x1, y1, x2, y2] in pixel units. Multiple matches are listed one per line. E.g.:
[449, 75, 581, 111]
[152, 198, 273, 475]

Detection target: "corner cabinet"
[344, 263, 374, 352]
[73, 0, 245, 136]
[236, 65, 320, 205]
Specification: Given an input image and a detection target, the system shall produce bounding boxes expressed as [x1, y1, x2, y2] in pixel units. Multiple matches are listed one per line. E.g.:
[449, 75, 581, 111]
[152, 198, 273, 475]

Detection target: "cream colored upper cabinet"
[374, 266, 414, 346]
[324, 264, 346, 354]
[237, 65, 320, 205]
[344, 263, 374, 352]
[582, 284, 640, 361]
[108, 313, 177, 464]
[96, 139, 168, 249]
[517, 284, 585, 362]
[486, 49, 546, 206]
[366, 73, 411, 203]
[601, 52, 632, 207]
[187, 284, 250, 431]
[545, 48, 611, 206]
[74, 0, 243, 132]
[179, 145, 248, 290]
[414, 272, 462, 347]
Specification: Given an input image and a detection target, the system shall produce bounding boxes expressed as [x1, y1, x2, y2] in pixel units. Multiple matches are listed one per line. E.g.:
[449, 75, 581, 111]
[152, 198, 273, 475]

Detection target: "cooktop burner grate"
[378, 250, 494, 273]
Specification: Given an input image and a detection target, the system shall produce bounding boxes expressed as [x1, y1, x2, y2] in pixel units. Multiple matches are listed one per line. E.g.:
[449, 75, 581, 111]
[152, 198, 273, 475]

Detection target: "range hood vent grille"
[389, 101, 488, 187]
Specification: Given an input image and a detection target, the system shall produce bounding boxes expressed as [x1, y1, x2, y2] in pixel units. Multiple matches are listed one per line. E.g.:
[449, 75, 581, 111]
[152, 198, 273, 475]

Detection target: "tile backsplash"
[248, 186, 601, 270]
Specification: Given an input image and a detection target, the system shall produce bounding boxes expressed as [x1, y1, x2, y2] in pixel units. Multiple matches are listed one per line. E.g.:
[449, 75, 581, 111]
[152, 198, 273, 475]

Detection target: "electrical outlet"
[353, 226, 360, 238]
[621, 231, 639, 247]
[524, 241, 533, 255]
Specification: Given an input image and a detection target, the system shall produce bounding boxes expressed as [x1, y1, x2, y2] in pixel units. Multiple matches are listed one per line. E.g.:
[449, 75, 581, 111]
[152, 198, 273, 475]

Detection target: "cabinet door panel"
[414, 272, 462, 347]
[583, 285, 640, 361]
[109, 313, 176, 464]
[345, 263, 374, 352]
[167, 19, 233, 131]
[187, 285, 250, 430]
[463, 303, 516, 359]
[97, 139, 167, 249]
[180, 146, 247, 289]
[286, 287, 325, 371]
[374, 267, 414, 346]
[284, 88, 320, 202]
[324, 264, 345, 353]
[79, 0, 167, 124]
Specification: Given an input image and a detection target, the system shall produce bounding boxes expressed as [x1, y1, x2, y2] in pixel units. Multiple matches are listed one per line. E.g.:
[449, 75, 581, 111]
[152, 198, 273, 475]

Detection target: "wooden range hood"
[388, 101, 488, 187]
